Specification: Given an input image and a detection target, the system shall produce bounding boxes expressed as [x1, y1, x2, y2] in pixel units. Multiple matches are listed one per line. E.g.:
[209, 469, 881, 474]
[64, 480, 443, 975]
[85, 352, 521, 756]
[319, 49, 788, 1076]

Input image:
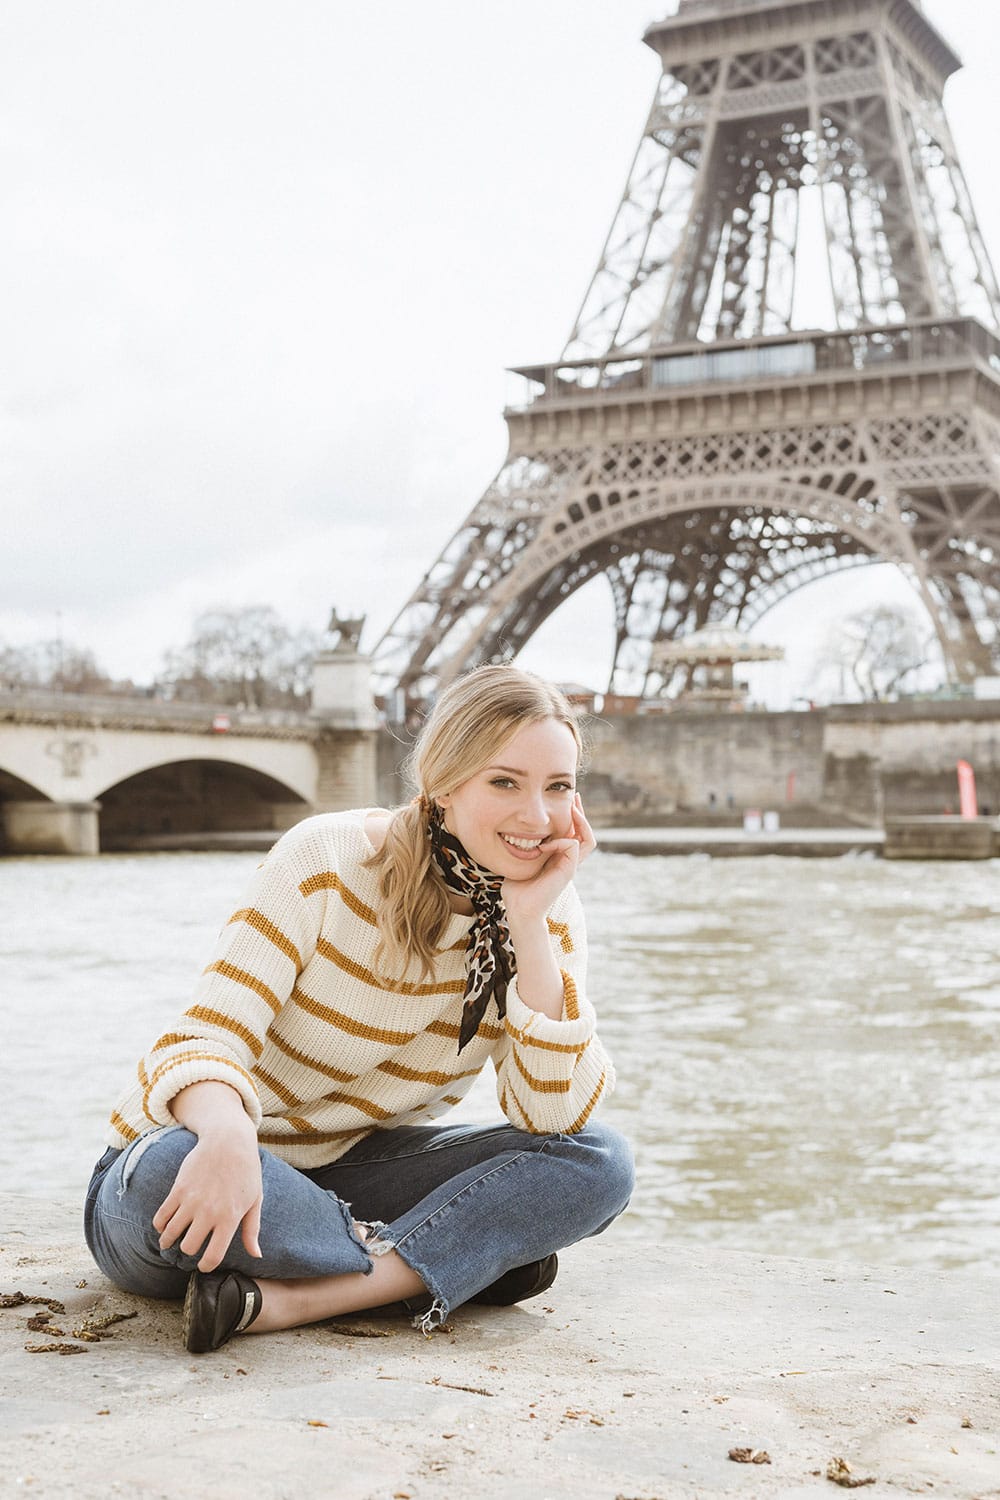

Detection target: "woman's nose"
[515, 789, 549, 828]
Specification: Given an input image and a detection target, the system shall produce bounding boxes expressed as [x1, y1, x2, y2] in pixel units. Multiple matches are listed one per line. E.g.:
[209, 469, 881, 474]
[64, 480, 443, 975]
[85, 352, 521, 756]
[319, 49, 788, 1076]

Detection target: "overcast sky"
[2, 0, 997, 704]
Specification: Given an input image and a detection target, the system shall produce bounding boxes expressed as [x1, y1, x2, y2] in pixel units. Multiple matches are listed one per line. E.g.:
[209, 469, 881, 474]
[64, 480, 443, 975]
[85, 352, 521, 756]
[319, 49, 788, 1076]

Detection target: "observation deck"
[506, 316, 1000, 432]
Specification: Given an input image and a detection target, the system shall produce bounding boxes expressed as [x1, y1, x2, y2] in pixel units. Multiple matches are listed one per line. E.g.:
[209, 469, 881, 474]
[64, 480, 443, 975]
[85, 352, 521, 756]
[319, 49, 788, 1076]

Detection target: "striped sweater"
[107, 808, 614, 1165]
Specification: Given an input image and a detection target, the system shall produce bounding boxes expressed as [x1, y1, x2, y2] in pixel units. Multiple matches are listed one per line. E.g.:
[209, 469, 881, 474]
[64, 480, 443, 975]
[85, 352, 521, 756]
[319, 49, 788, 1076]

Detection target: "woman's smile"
[498, 832, 548, 858]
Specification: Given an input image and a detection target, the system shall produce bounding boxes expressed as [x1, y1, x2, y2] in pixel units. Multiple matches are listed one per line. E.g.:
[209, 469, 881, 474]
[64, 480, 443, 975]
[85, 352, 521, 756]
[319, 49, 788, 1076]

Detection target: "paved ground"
[2, 1195, 997, 1499]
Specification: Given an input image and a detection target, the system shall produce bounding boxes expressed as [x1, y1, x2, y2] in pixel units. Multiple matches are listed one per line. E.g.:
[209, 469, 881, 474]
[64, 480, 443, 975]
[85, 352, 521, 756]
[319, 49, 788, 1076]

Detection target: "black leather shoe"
[470, 1253, 558, 1307]
[182, 1268, 263, 1353]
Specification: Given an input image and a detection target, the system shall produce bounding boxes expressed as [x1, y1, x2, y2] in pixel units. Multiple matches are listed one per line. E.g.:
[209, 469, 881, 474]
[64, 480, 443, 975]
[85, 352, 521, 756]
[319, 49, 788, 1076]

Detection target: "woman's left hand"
[501, 794, 596, 925]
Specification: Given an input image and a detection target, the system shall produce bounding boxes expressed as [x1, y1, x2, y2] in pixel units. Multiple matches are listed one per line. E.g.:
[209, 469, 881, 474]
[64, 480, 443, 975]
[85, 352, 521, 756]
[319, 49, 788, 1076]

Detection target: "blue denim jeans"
[84, 1119, 634, 1328]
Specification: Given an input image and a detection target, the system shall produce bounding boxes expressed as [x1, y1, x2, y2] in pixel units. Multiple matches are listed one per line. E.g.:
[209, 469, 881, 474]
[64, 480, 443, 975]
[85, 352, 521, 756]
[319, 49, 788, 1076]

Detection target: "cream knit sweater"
[107, 809, 613, 1165]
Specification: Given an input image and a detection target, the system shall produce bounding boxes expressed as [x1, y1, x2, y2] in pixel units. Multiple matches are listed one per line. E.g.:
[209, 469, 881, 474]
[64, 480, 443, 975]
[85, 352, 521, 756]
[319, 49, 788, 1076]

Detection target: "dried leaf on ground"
[564, 1407, 603, 1423]
[729, 1448, 772, 1465]
[428, 1377, 495, 1396]
[59, 1310, 139, 1343]
[26, 1314, 65, 1334]
[25, 1342, 87, 1355]
[826, 1457, 876, 1488]
[2, 1292, 66, 1314]
[328, 1322, 396, 1338]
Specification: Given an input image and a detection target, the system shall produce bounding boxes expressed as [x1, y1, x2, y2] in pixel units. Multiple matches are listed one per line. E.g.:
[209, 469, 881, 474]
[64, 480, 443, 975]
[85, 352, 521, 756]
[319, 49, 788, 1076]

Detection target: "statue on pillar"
[326, 611, 366, 654]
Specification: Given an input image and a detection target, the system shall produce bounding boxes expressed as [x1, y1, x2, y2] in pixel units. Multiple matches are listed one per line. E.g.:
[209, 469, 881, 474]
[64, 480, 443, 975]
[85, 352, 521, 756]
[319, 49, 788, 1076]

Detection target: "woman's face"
[437, 717, 579, 880]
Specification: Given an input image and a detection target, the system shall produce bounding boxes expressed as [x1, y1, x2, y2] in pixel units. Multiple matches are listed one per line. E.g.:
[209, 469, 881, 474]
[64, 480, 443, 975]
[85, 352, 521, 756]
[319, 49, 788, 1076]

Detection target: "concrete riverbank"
[2, 1196, 997, 1498]
[109, 826, 888, 858]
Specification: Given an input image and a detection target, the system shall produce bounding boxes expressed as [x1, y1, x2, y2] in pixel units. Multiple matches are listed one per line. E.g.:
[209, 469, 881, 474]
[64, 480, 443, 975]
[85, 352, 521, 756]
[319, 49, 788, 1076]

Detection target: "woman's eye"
[489, 777, 516, 789]
[550, 782, 575, 793]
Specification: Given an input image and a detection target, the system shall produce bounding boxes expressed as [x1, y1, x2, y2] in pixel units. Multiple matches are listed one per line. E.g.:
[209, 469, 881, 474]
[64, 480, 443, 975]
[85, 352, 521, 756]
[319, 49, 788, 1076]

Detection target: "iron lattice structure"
[374, 0, 1000, 710]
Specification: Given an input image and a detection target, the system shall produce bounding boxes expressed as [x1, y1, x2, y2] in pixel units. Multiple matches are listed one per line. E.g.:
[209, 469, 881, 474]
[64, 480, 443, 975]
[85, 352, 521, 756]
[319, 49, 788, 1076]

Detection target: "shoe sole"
[181, 1271, 212, 1354]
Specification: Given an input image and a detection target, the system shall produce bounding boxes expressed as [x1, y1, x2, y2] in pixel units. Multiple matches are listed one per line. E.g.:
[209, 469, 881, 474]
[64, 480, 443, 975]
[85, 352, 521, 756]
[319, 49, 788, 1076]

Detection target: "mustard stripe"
[316, 937, 465, 998]
[292, 986, 418, 1047]
[145, 1051, 257, 1100]
[204, 960, 282, 1017]
[228, 908, 303, 969]
[426, 1017, 504, 1042]
[505, 1075, 544, 1134]
[299, 871, 378, 926]
[442, 1094, 463, 1106]
[510, 1048, 572, 1094]
[109, 1110, 139, 1142]
[255, 1066, 301, 1109]
[568, 1071, 606, 1133]
[137, 1059, 149, 1089]
[150, 1032, 200, 1052]
[267, 1029, 358, 1084]
[504, 1020, 587, 1055]
[562, 971, 580, 1022]
[546, 918, 574, 954]
[377, 1059, 480, 1087]
[184, 1006, 264, 1060]
[258, 1126, 366, 1146]
[327, 1091, 396, 1122]
[282, 1115, 316, 1134]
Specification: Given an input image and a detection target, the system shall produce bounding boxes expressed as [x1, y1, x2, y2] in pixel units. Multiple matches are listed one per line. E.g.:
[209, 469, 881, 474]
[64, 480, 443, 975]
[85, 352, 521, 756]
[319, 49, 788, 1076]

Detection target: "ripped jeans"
[84, 1119, 634, 1329]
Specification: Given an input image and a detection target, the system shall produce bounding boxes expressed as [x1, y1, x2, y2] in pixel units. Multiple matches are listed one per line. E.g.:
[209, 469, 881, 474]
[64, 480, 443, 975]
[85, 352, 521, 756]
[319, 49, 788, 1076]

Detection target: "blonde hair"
[368, 665, 584, 979]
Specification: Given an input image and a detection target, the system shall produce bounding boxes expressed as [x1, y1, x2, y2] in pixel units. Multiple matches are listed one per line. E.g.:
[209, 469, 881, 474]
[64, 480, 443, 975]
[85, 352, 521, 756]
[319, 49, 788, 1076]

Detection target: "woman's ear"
[436, 792, 451, 809]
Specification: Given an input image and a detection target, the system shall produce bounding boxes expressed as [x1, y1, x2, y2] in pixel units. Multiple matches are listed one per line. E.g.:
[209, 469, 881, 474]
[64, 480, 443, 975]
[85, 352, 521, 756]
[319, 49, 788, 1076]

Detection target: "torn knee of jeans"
[118, 1123, 184, 1196]
[353, 1218, 396, 1260]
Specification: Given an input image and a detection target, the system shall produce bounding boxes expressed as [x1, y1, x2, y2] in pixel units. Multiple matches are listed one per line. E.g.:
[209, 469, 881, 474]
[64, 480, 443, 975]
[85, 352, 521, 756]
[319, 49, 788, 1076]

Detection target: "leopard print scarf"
[429, 804, 517, 1053]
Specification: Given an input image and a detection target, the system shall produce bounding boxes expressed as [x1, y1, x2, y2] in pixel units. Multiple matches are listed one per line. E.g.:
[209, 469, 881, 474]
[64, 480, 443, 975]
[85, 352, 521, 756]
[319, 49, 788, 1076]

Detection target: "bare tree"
[821, 604, 938, 702]
[157, 606, 319, 709]
[0, 638, 112, 693]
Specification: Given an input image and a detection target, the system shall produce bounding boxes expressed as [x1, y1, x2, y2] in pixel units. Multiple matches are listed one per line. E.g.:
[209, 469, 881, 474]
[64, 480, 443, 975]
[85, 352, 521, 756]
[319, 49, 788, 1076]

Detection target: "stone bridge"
[0, 654, 379, 855]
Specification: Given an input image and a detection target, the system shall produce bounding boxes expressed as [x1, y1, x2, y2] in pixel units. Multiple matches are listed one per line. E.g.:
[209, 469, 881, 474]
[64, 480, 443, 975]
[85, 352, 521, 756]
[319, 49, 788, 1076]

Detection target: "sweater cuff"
[504, 972, 596, 1047]
[143, 1052, 263, 1129]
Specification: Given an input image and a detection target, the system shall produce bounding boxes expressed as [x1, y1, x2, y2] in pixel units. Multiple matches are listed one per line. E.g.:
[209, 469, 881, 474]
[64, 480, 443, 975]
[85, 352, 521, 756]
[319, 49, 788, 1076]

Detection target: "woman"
[84, 665, 633, 1352]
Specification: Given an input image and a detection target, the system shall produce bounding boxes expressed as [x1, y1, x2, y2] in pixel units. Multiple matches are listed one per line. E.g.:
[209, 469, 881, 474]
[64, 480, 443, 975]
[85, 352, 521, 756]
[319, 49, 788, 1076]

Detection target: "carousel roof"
[652, 623, 784, 665]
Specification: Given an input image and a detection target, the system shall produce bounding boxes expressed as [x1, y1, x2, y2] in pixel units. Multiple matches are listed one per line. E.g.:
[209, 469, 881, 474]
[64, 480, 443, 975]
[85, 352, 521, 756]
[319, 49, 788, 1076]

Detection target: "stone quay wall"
[376, 699, 1000, 826]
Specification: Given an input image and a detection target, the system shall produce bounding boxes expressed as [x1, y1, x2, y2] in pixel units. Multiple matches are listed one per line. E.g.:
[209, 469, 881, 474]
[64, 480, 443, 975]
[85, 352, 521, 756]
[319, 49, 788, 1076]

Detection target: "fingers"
[152, 1189, 185, 1248]
[572, 793, 597, 858]
[242, 1198, 264, 1260]
[195, 1226, 231, 1274]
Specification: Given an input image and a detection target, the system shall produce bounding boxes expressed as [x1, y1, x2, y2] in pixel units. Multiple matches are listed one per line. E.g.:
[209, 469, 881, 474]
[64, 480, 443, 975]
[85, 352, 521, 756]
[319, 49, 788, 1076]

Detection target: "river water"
[2, 848, 998, 1274]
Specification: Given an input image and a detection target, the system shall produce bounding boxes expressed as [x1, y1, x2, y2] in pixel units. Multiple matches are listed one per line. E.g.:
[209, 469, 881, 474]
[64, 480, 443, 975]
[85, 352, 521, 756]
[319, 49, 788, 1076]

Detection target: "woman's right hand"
[151, 1081, 264, 1272]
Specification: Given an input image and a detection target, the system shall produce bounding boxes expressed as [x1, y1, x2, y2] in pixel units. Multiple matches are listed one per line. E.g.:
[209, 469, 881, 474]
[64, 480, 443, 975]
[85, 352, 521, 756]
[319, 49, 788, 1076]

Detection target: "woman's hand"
[152, 1081, 263, 1273]
[501, 793, 596, 925]
[501, 796, 595, 1020]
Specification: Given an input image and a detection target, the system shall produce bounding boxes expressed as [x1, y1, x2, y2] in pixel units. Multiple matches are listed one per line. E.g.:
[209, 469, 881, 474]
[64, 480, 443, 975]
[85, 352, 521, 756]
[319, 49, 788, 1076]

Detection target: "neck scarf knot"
[428, 804, 517, 1052]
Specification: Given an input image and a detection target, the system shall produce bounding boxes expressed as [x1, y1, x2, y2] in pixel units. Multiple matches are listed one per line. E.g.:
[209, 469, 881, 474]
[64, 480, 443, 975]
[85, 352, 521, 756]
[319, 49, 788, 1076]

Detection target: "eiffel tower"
[373, 0, 1000, 713]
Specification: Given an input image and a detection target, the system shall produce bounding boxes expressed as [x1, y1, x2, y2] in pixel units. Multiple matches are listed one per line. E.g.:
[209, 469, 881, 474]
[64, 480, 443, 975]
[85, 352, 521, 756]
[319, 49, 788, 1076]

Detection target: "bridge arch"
[0, 767, 48, 802]
[98, 758, 310, 850]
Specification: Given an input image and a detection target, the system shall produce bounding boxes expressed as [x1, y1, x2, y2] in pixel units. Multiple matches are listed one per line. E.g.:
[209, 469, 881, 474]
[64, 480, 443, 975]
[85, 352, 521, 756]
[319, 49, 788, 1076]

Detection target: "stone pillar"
[310, 646, 380, 813]
[2, 800, 101, 856]
[312, 649, 376, 720]
[313, 730, 378, 812]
